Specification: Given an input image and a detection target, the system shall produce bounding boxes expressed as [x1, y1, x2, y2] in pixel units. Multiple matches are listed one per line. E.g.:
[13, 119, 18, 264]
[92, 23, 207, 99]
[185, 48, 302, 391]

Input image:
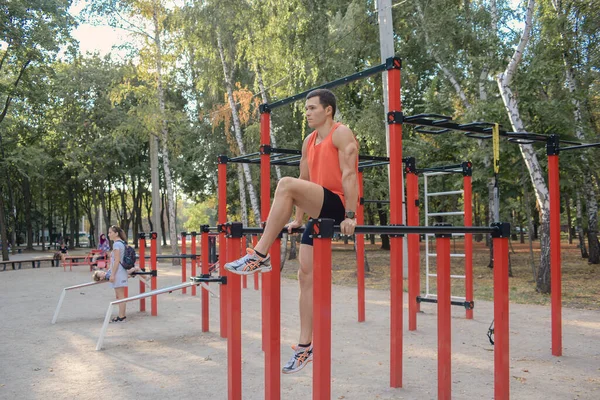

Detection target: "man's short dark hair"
[306, 89, 336, 117]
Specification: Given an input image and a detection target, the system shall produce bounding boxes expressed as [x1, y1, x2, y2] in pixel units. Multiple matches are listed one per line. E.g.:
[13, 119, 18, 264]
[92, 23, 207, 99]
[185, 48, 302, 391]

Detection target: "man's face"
[305, 97, 331, 128]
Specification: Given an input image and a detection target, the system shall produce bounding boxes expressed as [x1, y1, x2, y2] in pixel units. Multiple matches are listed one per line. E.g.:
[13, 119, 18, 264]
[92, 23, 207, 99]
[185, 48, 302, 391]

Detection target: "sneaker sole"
[281, 357, 312, 375]
[224, 265, 272, 275]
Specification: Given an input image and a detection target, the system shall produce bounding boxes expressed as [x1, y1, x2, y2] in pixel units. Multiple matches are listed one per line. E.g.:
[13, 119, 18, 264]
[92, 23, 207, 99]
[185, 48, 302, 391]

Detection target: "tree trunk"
[0, 190, 9, 260]
[161, 189, 167, 246]
[550, 0, 599, 264]
[576, 191, 588, 258]
[23, 177, 34, 250]
[487, 178, 494, 268]
[216, 30, 261, 223]
[565, 196, 573, 244]
[377, 203, 390, 250]
[496, 0, 551, 292]
[237, 164, 248, 225]
[153, 2, 179, 262]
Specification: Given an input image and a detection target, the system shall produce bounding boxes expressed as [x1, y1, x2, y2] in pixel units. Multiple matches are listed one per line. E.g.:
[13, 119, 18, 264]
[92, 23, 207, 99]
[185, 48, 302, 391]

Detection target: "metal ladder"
[424, 170, 466, 301]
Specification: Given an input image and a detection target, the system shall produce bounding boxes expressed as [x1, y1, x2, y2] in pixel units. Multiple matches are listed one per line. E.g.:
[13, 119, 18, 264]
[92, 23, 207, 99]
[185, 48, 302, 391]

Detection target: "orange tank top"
[306, 122, 357, 208]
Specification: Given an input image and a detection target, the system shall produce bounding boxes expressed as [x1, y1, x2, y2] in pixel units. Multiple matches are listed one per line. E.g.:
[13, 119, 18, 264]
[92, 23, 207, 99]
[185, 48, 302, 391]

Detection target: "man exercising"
[225, 88, 359, 374]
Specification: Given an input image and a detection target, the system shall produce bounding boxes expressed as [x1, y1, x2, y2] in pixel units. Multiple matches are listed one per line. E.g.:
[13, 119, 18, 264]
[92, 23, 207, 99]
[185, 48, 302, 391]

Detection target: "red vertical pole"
[405, 161, 419, 331]
[201, 226, 210, 332]
[493, 224, 510, 400]
[218, 157, 228, 338]
[260, 109, 272, 358]
[548, 150, 562, 356]
[387, 57, 404, 388]
[253, 236, 259, 290]
[138, 233, 146, 312]
[436, 233, 452, 400]
[266, 238, 281, 400]
[356, 170, 366, 322]
[191, 232, 197, 296]
[312, 219, 333, 400]
[226, 223, 242, 400]
[463, 163, 473, 320]
[150, 231, 158, 316]
[181, 232, 187, 295]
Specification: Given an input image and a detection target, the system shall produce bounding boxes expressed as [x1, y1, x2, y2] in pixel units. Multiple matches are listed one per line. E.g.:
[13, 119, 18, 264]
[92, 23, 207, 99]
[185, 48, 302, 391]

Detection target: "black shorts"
[301, 187, 345, 246]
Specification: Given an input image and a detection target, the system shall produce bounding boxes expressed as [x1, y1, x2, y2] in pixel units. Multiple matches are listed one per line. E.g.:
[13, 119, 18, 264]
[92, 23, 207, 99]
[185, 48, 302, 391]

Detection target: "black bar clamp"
[218, 155, 229, 164]
[386, 57, 402, 70]
[387, 111, 403, 125]
[138, 232, 146, 239]
[260, 144, 271, 155]
[490, 222, 511, 238]
[225, 222, 244, 238]
[434, 223, 452, 238]
[547, 134, 560, 156]
[404, 157, 416, 174]
[310, 218, 335, 239]
[201, 225, 210, 233]
[259, 103, 271, 114]
[462, 161, 472, 177]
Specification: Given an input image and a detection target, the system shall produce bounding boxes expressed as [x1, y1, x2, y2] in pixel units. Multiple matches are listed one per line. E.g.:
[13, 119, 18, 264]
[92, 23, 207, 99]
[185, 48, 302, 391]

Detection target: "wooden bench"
[1, 257, 58, 271]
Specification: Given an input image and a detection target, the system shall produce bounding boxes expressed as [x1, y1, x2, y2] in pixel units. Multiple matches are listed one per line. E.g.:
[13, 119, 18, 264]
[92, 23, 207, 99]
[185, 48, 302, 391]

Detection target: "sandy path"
[0, 264, 598, 399]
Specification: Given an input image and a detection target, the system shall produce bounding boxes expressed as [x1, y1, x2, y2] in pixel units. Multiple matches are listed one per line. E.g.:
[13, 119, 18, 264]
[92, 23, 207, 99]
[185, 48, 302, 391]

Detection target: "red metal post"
[356, 170, 366, 322]
[191, 232, 197, 296]
[181, 232, 187, 295]
[260, 109, 272, 357]
[493, 228, 510, 400]
[548, 153, 562, 356]
[463, 167, 473, 320]
[150, 231, 158, 316]
[266, 238, 281, 400]
[201, 226, 210, 332]
[312, 220, 333, 400]
[138, 233, 146, 312]
[405, 165, 419, 331]
[387, 57, 404, 388]
[218, 158, 228, 338]
[436, 234, 452, 400]
[226, 224, 242, 400]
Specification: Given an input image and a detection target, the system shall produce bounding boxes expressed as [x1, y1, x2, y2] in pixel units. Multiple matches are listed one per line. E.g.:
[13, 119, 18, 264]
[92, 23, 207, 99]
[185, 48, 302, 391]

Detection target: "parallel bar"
[426, 253, 466, 258]
[240, 224, 497, 235]
[52, 281, 107, 324]
[265, 63, 386, 110]
[549, 154, 562, 356]
[421, 170, 461, 177]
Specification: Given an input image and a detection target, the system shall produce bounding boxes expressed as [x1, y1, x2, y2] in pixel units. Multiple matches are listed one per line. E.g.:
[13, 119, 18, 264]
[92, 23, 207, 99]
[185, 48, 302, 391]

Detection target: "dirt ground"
[0, 251, 599, 400]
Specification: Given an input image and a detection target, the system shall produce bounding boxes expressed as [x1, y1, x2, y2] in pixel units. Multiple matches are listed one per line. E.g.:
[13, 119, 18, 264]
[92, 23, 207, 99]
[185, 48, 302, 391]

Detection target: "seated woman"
[57, 241, 68, 265]
[93, 266, 151, 288]
[92, 233, 110, 267]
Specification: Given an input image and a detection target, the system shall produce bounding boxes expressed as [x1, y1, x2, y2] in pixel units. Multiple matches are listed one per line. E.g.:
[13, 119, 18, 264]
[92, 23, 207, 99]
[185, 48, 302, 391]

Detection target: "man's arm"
[333, 126, 359, 215]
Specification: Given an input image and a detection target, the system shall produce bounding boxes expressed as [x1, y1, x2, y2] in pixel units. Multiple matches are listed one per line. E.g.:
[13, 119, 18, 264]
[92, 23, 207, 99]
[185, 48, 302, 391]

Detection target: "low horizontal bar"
[265, 63, 387, 110]
[427, 211, 465, 217]
[416, 296, 474, 309]
[422, 170, 462, 176]
[426, 273, 467, 278]
[229, 152, 260, 161]
[426, 253, 466, 258]
[425, 232, 465, 237]
[426, 190, 464, 197]
[111, 282, 196, 305]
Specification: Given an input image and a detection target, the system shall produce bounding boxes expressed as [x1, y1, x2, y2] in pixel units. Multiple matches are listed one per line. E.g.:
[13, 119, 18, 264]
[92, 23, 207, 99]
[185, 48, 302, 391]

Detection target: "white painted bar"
[52, 281, 107, 324]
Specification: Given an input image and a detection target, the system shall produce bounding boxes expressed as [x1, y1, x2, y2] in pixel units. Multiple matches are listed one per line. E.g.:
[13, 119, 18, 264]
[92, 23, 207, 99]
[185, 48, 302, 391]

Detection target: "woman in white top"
[107, 225, 129, 322]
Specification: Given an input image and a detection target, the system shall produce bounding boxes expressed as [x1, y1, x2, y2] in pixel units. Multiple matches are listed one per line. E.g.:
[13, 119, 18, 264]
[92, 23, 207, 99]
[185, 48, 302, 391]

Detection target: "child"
[93, 267, 151, 288]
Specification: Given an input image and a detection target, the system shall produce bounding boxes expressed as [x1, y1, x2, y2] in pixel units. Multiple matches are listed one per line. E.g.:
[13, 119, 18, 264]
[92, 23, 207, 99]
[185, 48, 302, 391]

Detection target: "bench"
[63, 251, 107, 272]
[1, 257, 58, 271]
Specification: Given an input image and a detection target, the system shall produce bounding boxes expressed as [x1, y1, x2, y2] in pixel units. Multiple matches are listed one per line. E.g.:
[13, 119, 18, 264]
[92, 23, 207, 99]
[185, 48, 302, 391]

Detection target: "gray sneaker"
[282, 344, 313, 374]
[224, 248, 271, 275]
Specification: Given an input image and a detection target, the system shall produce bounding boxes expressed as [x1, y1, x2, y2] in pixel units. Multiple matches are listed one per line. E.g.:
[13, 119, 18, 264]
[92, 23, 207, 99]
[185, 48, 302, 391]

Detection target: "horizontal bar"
[265, 63, 387, 110]
[426, 253, 466, 258]
[240, 224, 498, 235]
[229, 152, 260, 161]
[422, 170, 461, 177]
[63, 281, 108, 291]
[560, 143, 600, 152]
[427, 211, 465, 217]
[425, 232, 465, 237]
[426, 273, 467, 279]
[426, 190, 464, 197]
[112, 282, 196, 305]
